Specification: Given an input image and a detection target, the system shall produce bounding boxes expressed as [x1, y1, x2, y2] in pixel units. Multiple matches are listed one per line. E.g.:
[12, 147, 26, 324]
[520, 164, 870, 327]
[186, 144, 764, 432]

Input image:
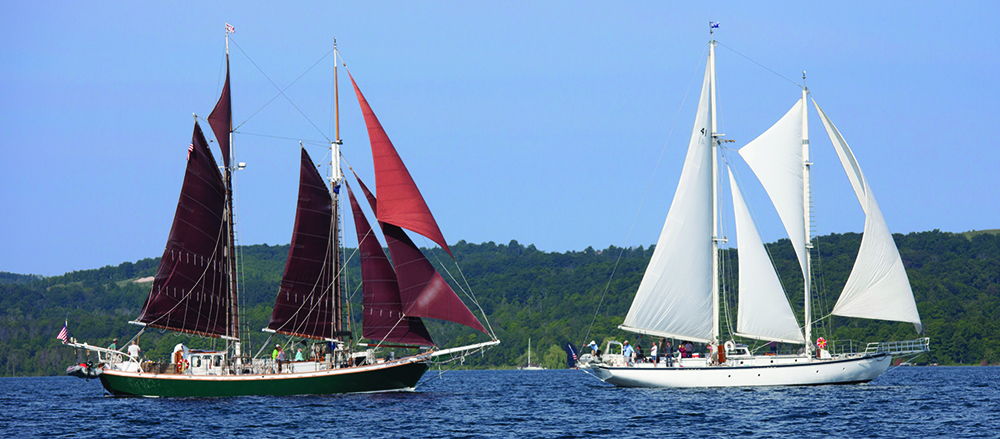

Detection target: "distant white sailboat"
[520, 339, 546, 370]
[585, 28, 928, 388]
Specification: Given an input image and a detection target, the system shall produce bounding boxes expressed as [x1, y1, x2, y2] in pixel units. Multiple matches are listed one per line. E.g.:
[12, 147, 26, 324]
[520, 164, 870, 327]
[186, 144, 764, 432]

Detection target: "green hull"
[98, 360, 429, 397]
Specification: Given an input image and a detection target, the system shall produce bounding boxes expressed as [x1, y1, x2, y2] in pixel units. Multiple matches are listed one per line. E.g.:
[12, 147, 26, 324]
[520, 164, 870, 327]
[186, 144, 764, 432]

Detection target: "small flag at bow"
[56, 321, 68, 343]
[568, 344, 578, 361]
[710, 21, 720, 29]
[226, 23, 235, 34]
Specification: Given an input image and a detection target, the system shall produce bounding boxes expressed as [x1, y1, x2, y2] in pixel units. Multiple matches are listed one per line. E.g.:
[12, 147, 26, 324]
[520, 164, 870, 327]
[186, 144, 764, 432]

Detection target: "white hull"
[591, 353, 891, 387]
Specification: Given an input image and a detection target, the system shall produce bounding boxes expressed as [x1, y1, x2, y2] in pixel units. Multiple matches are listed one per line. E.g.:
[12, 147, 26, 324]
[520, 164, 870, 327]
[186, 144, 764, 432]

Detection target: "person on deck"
[108, 339, 118, 351]
[685, 341, 694, 358]
[650, 342, 658, 366]
[622, 340, 635, 366]
[127, 341, 141, 361]
[664, 340, 673, 366]
[295, 348, 304, 361]
[588, 340, 599, 355]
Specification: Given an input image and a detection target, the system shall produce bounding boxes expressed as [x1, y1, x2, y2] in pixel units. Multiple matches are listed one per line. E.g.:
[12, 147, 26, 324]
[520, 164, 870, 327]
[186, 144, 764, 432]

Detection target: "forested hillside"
[2, 230, 997, 376]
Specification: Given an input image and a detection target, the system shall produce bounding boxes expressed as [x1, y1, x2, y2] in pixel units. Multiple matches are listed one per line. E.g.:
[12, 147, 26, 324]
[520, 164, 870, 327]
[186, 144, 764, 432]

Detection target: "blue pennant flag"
[710, 21, 720, 29]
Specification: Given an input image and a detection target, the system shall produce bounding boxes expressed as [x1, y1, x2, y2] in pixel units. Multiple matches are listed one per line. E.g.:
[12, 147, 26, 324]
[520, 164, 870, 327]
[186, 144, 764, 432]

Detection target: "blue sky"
[3, 2, 998, 276]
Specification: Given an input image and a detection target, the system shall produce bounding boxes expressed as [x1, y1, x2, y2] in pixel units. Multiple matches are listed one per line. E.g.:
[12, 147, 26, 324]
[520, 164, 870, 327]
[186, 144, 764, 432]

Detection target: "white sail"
[737, 100, 808, 279]
[815, 100, 922, 333]
[729, 167, 805, 343]
[620, 57, 714, 343]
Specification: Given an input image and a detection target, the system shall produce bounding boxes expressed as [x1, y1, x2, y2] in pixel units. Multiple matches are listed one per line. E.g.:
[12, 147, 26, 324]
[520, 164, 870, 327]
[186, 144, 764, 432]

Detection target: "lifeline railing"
[864, 337, 931, 355]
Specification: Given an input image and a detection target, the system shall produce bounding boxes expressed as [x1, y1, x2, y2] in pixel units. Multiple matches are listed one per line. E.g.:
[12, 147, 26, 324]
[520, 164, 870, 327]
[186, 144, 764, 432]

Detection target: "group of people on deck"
[590, 338, 705, 367]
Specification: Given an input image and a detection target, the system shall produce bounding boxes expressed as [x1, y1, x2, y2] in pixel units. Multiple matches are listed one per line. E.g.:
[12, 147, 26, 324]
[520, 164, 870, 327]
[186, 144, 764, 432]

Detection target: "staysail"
[136, 122, 231, 338]
[728, 168, 805, 343]
[266, 148, 337, 339]
[815, 100, 922, 333]
[348, 73, 453, 257]
[737, 99, 808, 279]
[352, 172, 487, 334]
[620, 57, 715, 343]
[346, 179, 435, 346]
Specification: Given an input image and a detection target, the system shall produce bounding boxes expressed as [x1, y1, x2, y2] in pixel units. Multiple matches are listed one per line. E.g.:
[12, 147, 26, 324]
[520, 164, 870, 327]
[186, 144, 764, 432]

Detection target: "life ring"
[816, 337, 827, 349]
[724, 341, 735, 352]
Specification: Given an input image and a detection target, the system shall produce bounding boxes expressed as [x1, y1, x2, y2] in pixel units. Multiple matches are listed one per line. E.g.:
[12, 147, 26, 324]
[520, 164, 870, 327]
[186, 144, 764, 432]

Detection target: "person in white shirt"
[127, 341, 141, 361]
[650, 342, 658, 366]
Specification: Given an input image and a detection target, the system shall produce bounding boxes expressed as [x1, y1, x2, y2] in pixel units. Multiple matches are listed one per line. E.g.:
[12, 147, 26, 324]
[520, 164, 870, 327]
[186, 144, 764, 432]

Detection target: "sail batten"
[622, 57, 714, 342]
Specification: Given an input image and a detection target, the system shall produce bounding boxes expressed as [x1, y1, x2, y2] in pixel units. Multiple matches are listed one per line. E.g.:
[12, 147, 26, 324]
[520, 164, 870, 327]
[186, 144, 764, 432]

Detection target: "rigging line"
[227, 37, 334, 142]
[425, 240, 497, 339]
[234, 130, 328, 145]
[581, 44, 711, 346]
[715, 41, 802, 88]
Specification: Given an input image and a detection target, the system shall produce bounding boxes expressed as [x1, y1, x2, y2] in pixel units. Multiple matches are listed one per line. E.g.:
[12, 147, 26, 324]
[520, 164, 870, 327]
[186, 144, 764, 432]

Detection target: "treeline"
[1, 230, 997, 376]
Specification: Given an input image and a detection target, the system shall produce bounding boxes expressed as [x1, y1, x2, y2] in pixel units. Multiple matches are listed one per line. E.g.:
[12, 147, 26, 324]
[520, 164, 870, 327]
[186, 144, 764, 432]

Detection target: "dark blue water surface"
[1, 367, 996, 438]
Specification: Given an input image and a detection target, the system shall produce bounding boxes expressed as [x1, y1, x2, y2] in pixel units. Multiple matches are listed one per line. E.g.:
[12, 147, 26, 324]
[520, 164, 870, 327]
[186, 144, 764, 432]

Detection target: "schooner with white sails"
[585, 27, 928, 387]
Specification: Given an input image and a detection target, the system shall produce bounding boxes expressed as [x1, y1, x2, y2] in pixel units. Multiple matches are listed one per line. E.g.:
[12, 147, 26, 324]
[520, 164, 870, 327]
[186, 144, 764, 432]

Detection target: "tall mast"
[331, 41, 346, 341]
[709, 36, 721, 345]
[223, 25, 241, 355]
[801, 73, 813, 355]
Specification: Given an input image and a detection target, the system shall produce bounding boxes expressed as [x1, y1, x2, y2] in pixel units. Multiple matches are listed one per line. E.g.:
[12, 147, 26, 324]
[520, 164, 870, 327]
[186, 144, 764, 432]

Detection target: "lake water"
[1, 366, 996, 438]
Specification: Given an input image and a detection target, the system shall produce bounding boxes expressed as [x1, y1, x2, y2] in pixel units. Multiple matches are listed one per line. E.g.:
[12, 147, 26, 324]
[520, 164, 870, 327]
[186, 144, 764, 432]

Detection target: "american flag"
[187, 143, 194, 161]
[568, 344, 577, 361]
[226, 23, 235, 34]
[56, 321, 68, 343]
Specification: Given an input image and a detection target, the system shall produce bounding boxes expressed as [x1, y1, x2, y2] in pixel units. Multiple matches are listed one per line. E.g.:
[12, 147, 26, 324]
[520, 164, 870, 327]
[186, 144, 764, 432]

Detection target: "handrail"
[864, 337, 930, 355]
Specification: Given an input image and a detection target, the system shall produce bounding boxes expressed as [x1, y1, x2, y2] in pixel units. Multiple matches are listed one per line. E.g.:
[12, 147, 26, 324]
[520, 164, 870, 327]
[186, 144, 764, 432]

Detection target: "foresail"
[815, 100, 922, 333]
[621, 59, 714, 343]
[346, 179, 435, 346]
[729, 168, 804, 344]
[738, 99, 807, 279]
[267, 148, 336, 340]
[136, 122, 230, 338]
[348, 72, 452, 257]
[353, 173, 488, 335]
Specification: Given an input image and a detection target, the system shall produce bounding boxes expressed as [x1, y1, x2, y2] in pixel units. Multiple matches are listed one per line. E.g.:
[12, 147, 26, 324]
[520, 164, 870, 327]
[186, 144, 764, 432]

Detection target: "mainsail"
[815, 100, 922, 333]
[620, 56, 715, 343]
[136, 122, 231, 338]
[346, 179, 434, 346]
[728, 168, 805, 343]
[266, 148, 337, 340]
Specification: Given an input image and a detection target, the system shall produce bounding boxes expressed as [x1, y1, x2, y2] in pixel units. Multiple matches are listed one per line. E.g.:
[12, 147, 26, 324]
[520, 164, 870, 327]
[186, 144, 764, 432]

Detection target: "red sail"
[346, 181, 434, 346]
[267, 148, 336, 339]
[353, 173, 487, 334]
[348, 73, 452, 257]
[208, 54, 232, 167]
[137, 122, 230, 337]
